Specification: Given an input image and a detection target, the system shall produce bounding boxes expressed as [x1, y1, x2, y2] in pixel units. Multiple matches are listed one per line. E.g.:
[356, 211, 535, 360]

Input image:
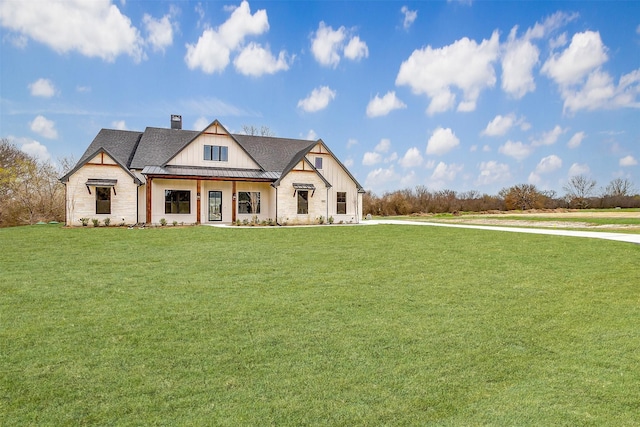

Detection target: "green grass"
[2, 224, 640, 425]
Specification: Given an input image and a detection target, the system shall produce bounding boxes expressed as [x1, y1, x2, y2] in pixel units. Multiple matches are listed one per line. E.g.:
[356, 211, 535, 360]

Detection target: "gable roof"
[63, 119, 361, 190]
[129, 127, 200, 169]
[77, 128, 142, 167]
[232, 134, 316, 173]
[60, 129, 143, 183]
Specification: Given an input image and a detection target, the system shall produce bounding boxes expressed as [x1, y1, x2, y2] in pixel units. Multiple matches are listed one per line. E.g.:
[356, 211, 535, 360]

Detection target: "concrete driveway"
[364, 219, 640, 245]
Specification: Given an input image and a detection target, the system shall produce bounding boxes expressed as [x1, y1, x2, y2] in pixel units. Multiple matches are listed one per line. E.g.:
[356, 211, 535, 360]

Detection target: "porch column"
[232, 181, 237, 223]
[196, 179, 201, 224]
[146, 177, 152, 224]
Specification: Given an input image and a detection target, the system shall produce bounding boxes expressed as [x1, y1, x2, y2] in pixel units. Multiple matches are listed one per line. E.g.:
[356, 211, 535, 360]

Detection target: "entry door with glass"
[208, 191, 222, 221]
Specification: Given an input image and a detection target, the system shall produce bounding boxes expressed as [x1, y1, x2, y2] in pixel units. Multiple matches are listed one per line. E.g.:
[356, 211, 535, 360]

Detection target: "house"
[60, 116, 364, 226]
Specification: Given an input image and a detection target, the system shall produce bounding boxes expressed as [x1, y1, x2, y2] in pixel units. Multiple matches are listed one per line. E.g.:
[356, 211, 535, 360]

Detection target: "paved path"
[364, 219, 640, 245]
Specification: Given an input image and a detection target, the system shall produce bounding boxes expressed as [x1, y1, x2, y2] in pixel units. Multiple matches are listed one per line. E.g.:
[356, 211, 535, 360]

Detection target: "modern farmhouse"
[60, 116, 364, 226]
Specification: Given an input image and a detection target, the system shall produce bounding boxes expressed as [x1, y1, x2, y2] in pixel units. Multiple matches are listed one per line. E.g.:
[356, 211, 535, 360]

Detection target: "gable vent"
[171, 114, 182, 130]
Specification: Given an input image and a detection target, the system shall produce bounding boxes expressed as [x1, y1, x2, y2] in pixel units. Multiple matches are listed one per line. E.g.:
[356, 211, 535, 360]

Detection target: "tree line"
[363, 177, 639, 217]
[0, 138, 71, 227]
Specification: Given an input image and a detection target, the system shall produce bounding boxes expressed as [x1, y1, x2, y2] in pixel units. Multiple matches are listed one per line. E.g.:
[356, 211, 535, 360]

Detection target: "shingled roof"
[129, 127, 200, 169]
[232, 134, 316, 173]
[76, 129, 143, 167]
[62, 122, 362, 191]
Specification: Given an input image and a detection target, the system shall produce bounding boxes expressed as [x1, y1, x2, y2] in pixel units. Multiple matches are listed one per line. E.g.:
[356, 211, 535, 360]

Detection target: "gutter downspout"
[326, 187, 329, 223]
[275, 186, 280, 226]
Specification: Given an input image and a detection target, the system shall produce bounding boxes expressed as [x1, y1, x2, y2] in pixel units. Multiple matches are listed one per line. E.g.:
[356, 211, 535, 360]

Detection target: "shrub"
[103, 218, 111, 227]
[328, 216, 334, 224]
[91, 218, 100, 227]
[79, 218, 89, 227]
[172, 221, 178, 226]
[159, 218, 167, 226]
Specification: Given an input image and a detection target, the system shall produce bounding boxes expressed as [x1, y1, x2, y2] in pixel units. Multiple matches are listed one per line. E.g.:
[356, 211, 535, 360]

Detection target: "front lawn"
[1, 224, 639, 425]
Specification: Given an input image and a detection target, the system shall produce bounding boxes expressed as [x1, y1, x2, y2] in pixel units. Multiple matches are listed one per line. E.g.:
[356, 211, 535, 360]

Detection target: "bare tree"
[603, 178, 635, 198]
[0, 139, 65, 226]
[499, 184, 544, 211]
[242, 125, 275, 137]
[563, 175, 597, 209]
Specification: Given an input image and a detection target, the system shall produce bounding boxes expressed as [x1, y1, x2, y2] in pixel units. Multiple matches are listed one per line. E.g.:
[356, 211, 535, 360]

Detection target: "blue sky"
[1, 0, 639, 195]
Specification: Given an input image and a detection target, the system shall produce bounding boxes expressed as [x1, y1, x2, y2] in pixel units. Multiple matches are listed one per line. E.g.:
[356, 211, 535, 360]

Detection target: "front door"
[208, 191, 222, 221]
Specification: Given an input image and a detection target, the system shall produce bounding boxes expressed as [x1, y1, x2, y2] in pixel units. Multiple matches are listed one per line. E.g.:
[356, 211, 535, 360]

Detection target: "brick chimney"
[171, 114, 182, 130]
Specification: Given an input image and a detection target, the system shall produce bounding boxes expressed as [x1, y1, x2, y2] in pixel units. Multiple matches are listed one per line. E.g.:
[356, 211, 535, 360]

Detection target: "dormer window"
[315, 157, 323, 169]
[204, 145, 228, 162]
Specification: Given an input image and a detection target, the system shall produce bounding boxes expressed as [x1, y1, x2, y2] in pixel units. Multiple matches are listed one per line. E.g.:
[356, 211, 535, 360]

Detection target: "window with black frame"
[297, 190, 308, 214]
[96, 187, 111, 214]
[203, 145, 228, 162]
[165, 190, 191, 214]
[336, 191, 346, 214]
[238, 192, 260, 214]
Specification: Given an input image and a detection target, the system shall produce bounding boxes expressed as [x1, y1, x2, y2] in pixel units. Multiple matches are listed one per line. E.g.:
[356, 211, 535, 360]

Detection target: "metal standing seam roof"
[142, 165, 281, 180]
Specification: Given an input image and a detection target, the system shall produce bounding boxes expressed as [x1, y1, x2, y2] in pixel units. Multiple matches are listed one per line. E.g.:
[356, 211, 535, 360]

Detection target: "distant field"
[388, 209, 640, 233]
[2, 224, 639, 425]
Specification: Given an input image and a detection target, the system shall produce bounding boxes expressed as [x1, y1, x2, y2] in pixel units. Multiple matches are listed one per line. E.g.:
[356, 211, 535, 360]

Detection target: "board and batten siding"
[235, 182, 277, 222]
[150, 178, 197, 225]
[166, 124, 260, 170]
[65, 153, 139, 226]
[307, 143, 361, 222]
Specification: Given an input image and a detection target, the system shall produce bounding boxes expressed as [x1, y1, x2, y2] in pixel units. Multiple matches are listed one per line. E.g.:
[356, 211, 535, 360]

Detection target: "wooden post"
[146, 178, 152, 224]
[196, 180, 201, 224]
[232, 181, 237, 223]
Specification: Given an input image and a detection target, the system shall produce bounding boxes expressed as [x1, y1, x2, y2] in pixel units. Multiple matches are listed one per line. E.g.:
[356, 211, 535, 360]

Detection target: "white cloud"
[0, 0, 144, 62]
[28, 78, 56, 98]
[305, 129, 318, 141]
[193, 116, 209, 131]
[475, 161, 511, 186]
[343, 36, 369, 61]
[396, 31, 500, 114]
[535, 154, 562, 174]
[561, 69, 640, 113]
[20, 139, 51, 162]
[541, 30, 640, 113]
[374, 138, 391, 153]
[567, 131, 585, 148]
[362, 151, 382, 166]
[400, 170, 418, 188]
[347, 138, 358, 148]
[401, 6, 417, 30]
[111, 120, 127, 130]
[365, 166, 399, 191]
[481, 113, 515, 136]
[498, 140, 532, 161]
[234, 42, 291, 76]
[297, 86, 336, 112]
[398, 147, 423, 168]
[143, 12, 174, 53]
[30, 115, 58, 139]
[366, 91, 406, 118]
[310, 21, 367, 67]
[431, 161, 463, 183]
[532, 125, 566, 146]
[426, 127, 460, 155]
[568, 163, 590, 176]
[486, 116, 515, 137]
[620, 155, 638, 167]
[542, 31, 608, 86]
[501, 26, 539, 98]
[344, 158, 354, 168]
[185, 1, 269, 74]
[310, 21, 345, 67]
